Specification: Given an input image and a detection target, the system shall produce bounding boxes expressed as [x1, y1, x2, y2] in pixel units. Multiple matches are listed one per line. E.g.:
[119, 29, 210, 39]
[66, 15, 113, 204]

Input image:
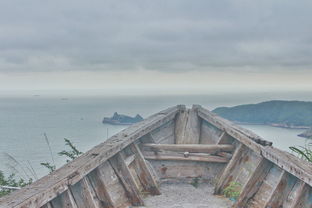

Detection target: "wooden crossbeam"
[130, 143, 161, 195]
[144, 154, 228, 163]
[234, 158, 272, 208]
[109, 153, 144, 206]
[263, 170, 288, 208]
[143, 143, 234, 154]
[214, 143, 245, 194]
[289, 181, 309, 208]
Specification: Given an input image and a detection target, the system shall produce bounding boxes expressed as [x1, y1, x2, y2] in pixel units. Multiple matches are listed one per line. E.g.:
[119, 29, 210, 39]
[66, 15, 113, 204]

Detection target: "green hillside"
[212, 100, 312, 127]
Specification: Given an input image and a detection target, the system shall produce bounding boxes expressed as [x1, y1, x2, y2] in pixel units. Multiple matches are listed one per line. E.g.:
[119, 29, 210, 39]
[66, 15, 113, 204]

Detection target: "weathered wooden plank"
[197, 105, 312, 187]
[85, 171, 114, 208]
[287, 181, 310, 208]
[143, 143, 234, 154]
[175, 106, 201, 144]
[150, 120, 175, 144]
[217, 132, 234, 144]
[129, 143, 161, 195]
[234, 158, 273, 208]
[214, 143, 245, 194]
[93, 161, 129, 208]
[262, 146, 312, 187]
[0, 106, 179, 208]
[197, 107, 263, 154]
[50, 189, 78, 208]
[109, 153, 144, 206]
[265, 171, 297, 208]
[145, 153, 228, 163]
[124, 154, 136, 167]
[66, 189, 78, 208]
[41, 202, 53, 208]
[149, 160, 224, 183]
[247, 165, 285, 208]
[199, 120, 223, 144]
[69, 178, 101, 208]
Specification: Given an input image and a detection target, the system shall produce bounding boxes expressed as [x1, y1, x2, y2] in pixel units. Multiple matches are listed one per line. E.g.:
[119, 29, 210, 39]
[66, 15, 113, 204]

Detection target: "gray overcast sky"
[0, 0, 312, 93]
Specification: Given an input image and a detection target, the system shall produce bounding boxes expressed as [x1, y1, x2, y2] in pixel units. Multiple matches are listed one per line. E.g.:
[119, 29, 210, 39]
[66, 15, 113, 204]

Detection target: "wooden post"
[263, 170, 288, 208]
[175, 106, 201, 144]
[67, 188, 79, 208]
[289, 182, 309, 208]
[87, 169, 114, 208]
[234, 158, 272, 207]
[109, 153, 144, 206]
[214, 143, 245, 194]
[130, 143, 161, 195]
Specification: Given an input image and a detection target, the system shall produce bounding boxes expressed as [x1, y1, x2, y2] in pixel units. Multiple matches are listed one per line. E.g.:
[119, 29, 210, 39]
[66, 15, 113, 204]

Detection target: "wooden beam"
[288, 182, 309, 208]
[143, 143, 234, 154]
[0, 106, 179, 208]
[87, 168, 114, 208]
[130, 143, 161, 195]
[234, 158, 272, 208]
[262, 146, 312, 187]
[109, 153, 144, 206]
[214, 143, 245, 194]
[197, 107, 263, 154]
[144, 154, 228, 163]
[175, 106, 201, 144]
[197, 105, 312, 187]
[263, 170, 288, 208]
[67, 188, 79, 208]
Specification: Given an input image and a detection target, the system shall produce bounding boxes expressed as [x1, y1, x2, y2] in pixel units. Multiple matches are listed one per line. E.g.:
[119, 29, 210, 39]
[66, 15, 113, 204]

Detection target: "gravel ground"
[141, 183, 233, 208]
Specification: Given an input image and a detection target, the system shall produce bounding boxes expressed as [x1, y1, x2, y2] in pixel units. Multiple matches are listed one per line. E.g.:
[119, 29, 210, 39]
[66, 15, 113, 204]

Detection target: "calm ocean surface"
[0, 92, 311, 179]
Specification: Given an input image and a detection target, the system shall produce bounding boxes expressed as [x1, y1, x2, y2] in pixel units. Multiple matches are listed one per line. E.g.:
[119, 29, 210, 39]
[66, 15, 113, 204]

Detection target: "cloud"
[0, 0, 312, 73]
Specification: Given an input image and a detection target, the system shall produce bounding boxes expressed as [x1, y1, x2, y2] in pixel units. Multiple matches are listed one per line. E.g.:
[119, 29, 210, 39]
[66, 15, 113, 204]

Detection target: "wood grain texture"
[234, 158, 272, 208]
[0, 106, 179, 208]
[175, 106, 201, 144]
[129, 143, 161, 195]
[143, 143, 234, 154]
[214, 143, 246, 194]
[109, 153, 144, 206]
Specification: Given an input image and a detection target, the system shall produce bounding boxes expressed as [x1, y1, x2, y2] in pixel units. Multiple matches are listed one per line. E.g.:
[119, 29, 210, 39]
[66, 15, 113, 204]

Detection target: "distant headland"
[298, 127, 312, 139]
[103, 112, 143, 125]
[212, 100, 312, 130]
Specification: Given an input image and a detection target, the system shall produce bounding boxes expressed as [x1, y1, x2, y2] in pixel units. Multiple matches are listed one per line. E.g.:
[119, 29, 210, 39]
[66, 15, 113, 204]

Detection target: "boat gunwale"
[0, 106, 180, 208]
[0, 104, 311, 208]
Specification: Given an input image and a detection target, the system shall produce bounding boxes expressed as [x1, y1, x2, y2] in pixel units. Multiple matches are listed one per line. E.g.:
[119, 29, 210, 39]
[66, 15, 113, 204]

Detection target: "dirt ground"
[141, 182, 233, 208]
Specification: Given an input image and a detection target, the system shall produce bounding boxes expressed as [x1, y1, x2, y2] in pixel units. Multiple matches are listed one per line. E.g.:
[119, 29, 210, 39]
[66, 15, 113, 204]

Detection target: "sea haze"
[0, 92, 311, 178]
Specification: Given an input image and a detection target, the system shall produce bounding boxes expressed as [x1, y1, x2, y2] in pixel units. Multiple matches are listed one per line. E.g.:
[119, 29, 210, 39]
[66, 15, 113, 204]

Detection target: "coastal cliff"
[212, 100, 312, 128]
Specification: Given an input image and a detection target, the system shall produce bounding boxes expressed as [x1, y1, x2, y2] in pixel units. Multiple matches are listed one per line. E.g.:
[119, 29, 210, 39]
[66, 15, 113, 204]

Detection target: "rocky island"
[212, 100, 312, 128]
[298, 127, 312, 139]
[103, 112, 143, 125]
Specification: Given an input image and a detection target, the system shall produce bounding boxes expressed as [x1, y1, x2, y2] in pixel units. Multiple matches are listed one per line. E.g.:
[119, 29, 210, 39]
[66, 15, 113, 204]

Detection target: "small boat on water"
[0, 105, 311, 208]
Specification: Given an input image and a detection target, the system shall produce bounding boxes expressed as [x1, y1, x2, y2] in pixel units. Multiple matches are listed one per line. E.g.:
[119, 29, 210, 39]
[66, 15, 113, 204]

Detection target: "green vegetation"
[1, 138, 83, 198]
[223, 181, 242, 201]
[190, 177, 200, 188]
[289, 139, 312, 162]
[58, 138, 83, 162]
[0, 172, 32, 197]
[40, 138, 83, 173]
[213, 100, 312, 127]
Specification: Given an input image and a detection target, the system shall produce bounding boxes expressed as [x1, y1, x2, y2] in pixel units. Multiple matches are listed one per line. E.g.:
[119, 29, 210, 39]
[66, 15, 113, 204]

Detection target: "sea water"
[0, 92, 311, 178]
